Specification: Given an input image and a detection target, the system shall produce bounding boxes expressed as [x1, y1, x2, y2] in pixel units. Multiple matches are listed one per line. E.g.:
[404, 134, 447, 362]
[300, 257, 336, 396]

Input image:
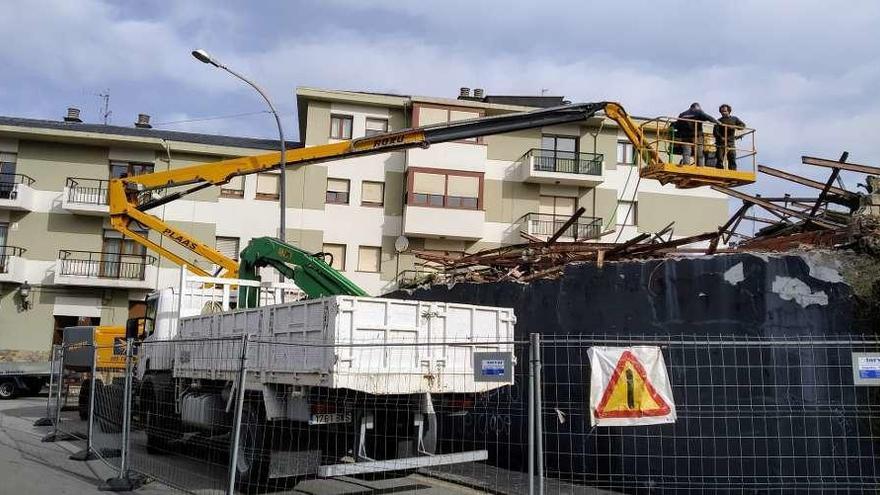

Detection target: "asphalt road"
[0, 395, 487, 494]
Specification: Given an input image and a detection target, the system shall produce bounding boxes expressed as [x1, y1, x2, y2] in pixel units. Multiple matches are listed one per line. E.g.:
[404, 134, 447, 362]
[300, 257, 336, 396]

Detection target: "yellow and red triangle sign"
[595, 350, 671, 419]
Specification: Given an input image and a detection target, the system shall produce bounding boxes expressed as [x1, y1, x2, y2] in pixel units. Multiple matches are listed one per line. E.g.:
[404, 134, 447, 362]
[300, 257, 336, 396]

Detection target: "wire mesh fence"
[49, 331, 880, 494]
[538, 334, 880, 494]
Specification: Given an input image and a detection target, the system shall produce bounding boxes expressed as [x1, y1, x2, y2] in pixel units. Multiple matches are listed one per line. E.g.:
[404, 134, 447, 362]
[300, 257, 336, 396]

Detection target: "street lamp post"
[191, 49, 287, 244]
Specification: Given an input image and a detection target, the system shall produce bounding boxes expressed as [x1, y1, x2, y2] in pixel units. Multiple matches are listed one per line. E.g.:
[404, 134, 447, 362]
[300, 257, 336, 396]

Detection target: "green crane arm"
[238, 236, 368, 307]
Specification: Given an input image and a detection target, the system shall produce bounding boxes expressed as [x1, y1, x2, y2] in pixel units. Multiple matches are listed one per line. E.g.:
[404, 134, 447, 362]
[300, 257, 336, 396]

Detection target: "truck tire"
[234, 400, 270, 494]
[23, 378, 46, 396]
[141, 380, 180, 454]
[0, 380, 17, 400]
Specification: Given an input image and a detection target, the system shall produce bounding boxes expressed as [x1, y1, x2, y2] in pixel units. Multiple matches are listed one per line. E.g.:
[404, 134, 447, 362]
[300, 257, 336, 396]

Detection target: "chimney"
[64, 107, 82, 123]
[473, 88, 485, 99]
[134, 114, 152, 129]
[459, 87, 471, 98]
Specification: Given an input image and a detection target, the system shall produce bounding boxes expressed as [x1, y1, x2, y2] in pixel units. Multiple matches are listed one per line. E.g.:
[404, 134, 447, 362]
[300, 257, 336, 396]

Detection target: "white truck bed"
[174, 296, 516, 395]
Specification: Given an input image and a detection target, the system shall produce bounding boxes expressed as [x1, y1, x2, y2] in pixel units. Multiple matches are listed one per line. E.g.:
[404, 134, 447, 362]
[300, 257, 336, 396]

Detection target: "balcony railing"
[66, 177, 110, 205]
[0, 246, 25, 274]
[522, 149, 603, 175]
[523, 212, 602, 241]
[0, 174, 35, 200]
[58, 250, 156, 280]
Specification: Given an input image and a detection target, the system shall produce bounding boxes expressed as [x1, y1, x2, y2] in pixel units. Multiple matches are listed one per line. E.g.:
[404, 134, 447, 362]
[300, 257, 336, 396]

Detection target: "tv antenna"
[540, 88, 549, 96]
[96, 90, 112, 125]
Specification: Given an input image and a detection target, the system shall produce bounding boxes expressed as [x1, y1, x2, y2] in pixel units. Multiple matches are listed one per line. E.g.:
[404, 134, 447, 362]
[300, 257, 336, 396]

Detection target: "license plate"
[309, 412, 352, 425]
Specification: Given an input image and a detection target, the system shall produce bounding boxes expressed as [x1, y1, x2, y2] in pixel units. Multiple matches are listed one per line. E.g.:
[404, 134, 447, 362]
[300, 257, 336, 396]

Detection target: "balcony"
[403, 204, 485, 240]
[514, 149, 604, 186]
[0, 246, 27, 283]
[62, 178, 109, 215]
[54, 250, 157, 289]
[520, 213, 602, 242]
[0, 174, 37, 211]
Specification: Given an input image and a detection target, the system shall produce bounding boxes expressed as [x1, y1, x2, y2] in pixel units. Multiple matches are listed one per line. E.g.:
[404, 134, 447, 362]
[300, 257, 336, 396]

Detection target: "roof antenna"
[540, 88, 549, 96]
[96, 90, 112, 125]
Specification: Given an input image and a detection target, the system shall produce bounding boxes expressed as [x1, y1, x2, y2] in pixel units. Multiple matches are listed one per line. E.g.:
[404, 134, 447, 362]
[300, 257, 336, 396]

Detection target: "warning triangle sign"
[595, 350, 671, 419]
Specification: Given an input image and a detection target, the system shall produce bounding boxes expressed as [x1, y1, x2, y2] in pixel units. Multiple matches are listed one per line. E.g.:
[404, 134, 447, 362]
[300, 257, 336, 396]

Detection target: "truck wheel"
[142, 382, 180, 454]
[26, 378, 46, 396]
[0, 380, 16, 400]
[234, 400, 270, 494]
[78, 380, 91, 420]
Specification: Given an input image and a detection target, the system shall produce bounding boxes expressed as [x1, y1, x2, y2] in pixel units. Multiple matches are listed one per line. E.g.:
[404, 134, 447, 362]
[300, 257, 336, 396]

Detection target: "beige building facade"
[0, 88, 729, 360]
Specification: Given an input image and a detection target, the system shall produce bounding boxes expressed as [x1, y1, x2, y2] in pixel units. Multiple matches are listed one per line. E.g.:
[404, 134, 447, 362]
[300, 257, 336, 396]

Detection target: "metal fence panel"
[536, 334, 880, 494]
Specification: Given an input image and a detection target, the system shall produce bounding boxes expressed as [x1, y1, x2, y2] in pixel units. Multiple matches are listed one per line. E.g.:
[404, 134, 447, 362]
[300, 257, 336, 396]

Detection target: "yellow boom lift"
[107, 101, 756, 281]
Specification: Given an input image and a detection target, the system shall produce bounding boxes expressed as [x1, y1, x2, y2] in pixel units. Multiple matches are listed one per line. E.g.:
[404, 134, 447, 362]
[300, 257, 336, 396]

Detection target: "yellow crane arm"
[108, 101, 652, 278]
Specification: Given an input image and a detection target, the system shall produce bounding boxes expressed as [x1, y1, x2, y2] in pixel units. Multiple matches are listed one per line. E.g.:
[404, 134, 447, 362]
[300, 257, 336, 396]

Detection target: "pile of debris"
[401, 152, 880, 288]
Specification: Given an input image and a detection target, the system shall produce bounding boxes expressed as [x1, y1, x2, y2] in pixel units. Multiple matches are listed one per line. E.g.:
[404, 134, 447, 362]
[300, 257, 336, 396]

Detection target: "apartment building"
[294, 87, 729, 287]
[0, 88, 729, 360]
[0, 110, 300, 361]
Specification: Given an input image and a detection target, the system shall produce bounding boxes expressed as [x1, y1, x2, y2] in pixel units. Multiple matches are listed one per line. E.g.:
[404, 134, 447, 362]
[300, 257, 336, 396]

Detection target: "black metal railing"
[65, 177, 110, 205]
[0, 174, 35, 200]
[520, 148, 603, 175]
[523, 212, 602, 241]
[0, 246, 25, 274]
[58, 250, 156, 280]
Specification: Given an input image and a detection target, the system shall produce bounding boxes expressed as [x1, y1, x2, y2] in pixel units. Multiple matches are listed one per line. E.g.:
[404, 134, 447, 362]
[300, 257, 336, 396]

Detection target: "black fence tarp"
[390, 253, 880, 493]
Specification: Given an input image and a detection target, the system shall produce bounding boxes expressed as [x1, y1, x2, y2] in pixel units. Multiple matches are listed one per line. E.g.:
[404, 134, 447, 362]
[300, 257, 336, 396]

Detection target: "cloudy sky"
[1, 0, 877, 196]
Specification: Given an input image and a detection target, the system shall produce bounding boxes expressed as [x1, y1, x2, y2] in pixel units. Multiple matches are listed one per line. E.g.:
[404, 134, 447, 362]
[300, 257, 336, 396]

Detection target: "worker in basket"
[713, 104, 747, 170]
[671, 103, 718, 166]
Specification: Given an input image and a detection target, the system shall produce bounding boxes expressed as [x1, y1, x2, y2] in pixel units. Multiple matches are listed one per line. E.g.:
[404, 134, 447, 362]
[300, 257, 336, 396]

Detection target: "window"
[541, 135, 578, 159]
[256, 173, 279, 200]
[322, 243, 346, 271]
[538, 195, 576, 216]
[415, 105, 483, 143]
[357, 246, 381, 273]
[220, 175, 244, 198]
[330, 114, 353, 139]
[0, 222, 7, 247]
[0, 152, 17, 200]
[101, 229, 147, 279]
[361, 181, 384, 207]
[365, 118, 389, 137]
[616, 201, 637, 226]
[215, 236, 240, 261]
[0, 223, 7, 273]
[617, 141, 635, 165]
[109, 161, 153, 179]
[326, 178, 350, 204]
[409, 169, 481, 210]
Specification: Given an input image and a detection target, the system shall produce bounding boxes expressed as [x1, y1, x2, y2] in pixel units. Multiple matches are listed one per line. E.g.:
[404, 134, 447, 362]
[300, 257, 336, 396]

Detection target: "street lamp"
[191, 49, 287, 244]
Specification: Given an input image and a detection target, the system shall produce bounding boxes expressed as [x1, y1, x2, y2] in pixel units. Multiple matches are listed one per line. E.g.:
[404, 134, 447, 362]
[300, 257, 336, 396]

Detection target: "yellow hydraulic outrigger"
[108, 101, 756, 278]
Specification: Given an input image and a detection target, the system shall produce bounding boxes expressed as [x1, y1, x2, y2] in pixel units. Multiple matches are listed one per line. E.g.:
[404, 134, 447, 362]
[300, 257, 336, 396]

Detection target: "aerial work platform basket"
[636, 116, 757, 189]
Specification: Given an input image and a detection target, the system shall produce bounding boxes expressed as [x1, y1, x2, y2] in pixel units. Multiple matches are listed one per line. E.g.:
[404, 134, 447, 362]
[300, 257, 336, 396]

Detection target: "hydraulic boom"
[107, 101, 686, 285]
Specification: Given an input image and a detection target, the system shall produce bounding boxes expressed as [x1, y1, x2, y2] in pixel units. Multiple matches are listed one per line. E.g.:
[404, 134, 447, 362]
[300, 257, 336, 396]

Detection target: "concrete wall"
[17, 140, 110, 190]
[7, 212, 103, 261]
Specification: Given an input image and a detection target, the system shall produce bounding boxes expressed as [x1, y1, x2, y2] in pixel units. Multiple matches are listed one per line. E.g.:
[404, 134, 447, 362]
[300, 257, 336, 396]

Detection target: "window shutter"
[555, 196, 576, 216]
[418, 107, 448, 126]
[0, 152, 17, 163]
[362, 181, 384, 204]
[357, 246, 381, 272]
[215, 237, 240, 260]
[224, 175, 244, 190]
[323, 243, 346, 271]
[327, 178, 350, 193]
[447, 175, 478, 197]
[449, 110, 479, 122]
[256, 174, 279, 195]
[538, 195, 555, 214]
[413, 172, 445, 195]
[365, 118, 388, 135]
